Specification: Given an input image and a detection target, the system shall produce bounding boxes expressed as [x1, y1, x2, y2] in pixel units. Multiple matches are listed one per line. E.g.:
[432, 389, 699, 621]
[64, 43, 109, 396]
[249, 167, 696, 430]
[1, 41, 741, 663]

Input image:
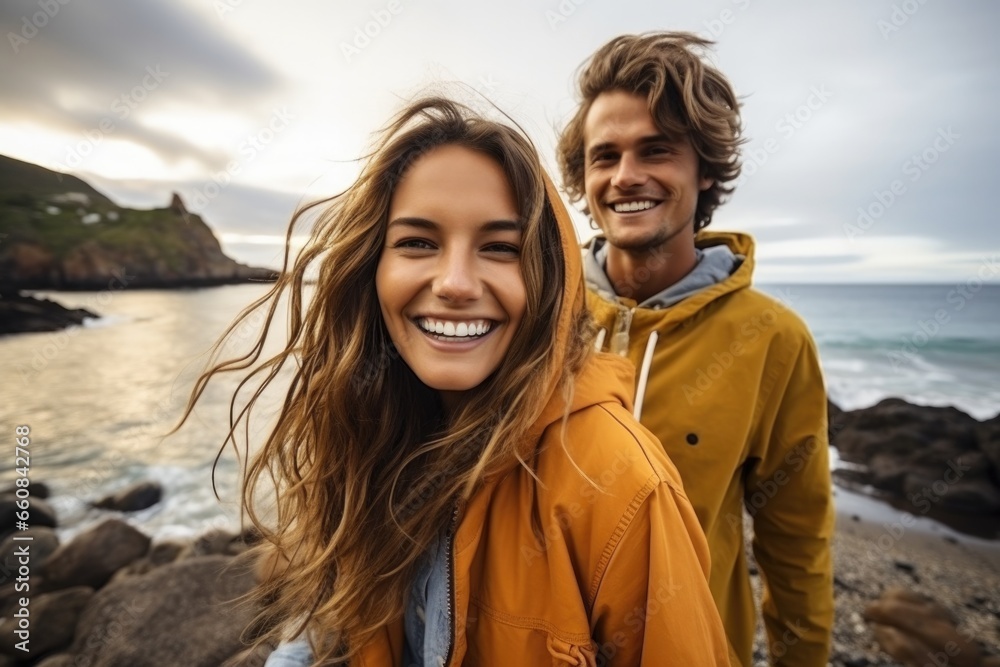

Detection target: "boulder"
[864, 588, 983, 667]
[0, 482, 50, 499]
[0, 586, 92, 658]
[181, 529, 254, 560]
[0, 526, 59, 587]
[0, 292, 97, 335]
[39, 519, 150, 591]
[830, 398, 1000, 515]
[65, 553, 263, 667]
[92, 481, 163, 513]
[112, 540, 186, 580]
[0, 494, 58, 530]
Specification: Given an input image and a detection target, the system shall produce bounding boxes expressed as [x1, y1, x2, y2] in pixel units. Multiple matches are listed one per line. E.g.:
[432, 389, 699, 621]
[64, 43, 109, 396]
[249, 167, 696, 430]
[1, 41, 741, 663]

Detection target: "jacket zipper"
[442, 502, 460, 667]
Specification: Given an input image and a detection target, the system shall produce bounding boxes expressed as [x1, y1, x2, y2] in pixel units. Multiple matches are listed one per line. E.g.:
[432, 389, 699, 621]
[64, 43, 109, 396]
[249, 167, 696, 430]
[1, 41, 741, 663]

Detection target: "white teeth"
[418, 318, 492, 338]
[613, 200, 656, 213]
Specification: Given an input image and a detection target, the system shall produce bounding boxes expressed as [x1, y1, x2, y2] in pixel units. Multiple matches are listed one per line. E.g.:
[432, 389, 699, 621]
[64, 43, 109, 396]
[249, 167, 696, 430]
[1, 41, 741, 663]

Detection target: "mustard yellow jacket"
[585, 231, 835, 667]
[356, 180, 732, 665]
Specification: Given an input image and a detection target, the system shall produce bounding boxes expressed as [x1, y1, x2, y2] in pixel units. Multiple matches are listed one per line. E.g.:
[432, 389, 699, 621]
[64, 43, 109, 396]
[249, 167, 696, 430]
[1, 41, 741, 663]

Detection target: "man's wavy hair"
[557, 32, 744, 231]
[174, 97, 591, 664]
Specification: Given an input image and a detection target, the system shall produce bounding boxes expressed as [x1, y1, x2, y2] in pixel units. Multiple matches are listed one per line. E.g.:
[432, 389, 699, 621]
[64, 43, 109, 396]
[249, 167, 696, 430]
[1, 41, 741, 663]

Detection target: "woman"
[181, 98, 731, 665]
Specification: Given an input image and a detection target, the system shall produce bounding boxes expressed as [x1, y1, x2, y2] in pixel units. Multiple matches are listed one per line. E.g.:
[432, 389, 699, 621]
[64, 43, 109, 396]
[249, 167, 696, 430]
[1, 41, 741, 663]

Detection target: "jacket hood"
[585, 229, 756, 327]
[523, 175, 637, 447]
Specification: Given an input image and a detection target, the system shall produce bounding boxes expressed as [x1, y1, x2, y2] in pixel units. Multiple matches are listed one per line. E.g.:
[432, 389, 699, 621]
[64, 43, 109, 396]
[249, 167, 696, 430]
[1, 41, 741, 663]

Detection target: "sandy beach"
[750, 499, 1000, 666]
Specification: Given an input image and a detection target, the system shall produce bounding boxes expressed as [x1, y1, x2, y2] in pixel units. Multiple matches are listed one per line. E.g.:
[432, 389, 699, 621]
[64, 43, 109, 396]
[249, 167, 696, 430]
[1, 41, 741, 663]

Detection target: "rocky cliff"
[0, 155, 277, 291]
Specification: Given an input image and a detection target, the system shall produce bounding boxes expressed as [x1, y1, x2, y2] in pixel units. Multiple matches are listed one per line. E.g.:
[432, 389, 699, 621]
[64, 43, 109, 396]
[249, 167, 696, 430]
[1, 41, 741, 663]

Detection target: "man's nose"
[611, 152, 646, 189]
[432, 250, 482, 302]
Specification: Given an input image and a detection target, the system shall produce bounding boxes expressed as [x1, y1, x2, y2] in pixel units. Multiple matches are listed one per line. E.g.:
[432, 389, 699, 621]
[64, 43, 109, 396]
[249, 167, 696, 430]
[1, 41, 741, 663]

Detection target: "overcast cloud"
[1, 0, 996, 281]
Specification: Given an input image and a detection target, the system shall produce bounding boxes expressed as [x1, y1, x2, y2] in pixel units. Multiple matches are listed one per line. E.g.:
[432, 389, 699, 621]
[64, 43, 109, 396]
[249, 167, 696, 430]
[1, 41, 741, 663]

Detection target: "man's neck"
[604, 238, 698, 304]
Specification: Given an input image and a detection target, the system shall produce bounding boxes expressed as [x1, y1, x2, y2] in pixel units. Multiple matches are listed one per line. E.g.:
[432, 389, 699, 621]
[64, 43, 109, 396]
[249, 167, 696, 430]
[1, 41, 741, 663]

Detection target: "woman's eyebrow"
[386, 218, 522, 232]
[387, 217, 437, 231]
[480, 219, 522, 233]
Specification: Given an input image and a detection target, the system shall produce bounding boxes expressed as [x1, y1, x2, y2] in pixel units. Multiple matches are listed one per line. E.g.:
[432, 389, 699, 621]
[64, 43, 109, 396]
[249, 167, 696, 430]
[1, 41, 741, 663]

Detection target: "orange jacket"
[356, 177, 731, 666]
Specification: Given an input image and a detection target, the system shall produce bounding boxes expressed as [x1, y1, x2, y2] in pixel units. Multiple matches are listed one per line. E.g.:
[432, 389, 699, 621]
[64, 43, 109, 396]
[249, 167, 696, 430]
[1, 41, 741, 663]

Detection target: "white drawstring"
[633, 331, 658, 421]
[594, 327, 607, 352]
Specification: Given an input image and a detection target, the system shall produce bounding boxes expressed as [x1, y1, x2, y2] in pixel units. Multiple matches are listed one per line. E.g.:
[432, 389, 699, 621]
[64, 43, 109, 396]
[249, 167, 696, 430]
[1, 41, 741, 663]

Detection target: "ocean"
[1, 283, 998, 544]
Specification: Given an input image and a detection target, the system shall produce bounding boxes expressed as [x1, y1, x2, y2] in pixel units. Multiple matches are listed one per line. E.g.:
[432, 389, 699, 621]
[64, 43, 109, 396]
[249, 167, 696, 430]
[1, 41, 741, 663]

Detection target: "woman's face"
[375, 144, 527, 406]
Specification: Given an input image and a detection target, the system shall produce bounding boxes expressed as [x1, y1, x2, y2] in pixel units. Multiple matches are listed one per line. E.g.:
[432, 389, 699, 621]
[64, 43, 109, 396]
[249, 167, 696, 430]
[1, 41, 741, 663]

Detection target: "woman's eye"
[483, 243, 520, 256]
[394, 238, 435, 250]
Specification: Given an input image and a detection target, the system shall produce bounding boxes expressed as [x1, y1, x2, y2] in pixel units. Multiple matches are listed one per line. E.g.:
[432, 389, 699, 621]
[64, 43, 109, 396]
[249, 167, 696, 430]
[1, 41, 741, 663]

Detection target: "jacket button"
[686, 433, 699, 445]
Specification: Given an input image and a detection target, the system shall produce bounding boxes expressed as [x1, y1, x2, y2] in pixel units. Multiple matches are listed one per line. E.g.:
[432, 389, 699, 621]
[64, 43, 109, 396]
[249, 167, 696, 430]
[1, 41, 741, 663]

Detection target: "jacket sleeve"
[590, 478, 733, 666]
[746, 334, 834, 666]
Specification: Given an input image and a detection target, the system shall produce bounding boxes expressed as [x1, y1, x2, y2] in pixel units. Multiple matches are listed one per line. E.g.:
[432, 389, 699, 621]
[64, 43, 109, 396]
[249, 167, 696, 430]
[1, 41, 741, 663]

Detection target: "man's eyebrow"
[586, 134, 678, 157]
[386, 217, 522, 232]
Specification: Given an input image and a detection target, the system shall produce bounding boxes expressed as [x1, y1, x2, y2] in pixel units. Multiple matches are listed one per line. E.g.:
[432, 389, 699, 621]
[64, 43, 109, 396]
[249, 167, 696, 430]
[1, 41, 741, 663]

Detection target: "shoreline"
[750, 500, 1000, 666]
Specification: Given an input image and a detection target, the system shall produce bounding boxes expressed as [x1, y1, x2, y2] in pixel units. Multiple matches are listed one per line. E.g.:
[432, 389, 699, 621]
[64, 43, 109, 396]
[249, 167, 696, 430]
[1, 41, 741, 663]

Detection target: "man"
[557, 32, 834, 666]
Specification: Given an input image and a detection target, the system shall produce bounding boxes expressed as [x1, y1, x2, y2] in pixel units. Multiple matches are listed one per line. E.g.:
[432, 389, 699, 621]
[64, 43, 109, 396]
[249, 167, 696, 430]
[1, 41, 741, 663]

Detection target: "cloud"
[0, 0, 282, 171]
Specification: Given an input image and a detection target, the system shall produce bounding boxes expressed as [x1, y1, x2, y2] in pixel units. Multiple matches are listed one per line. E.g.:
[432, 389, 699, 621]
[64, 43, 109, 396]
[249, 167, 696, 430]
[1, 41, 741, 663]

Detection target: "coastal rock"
[864, 588, 984, 667]
[39, 519, 150, 591]
[831, 398, 1000, 515]
[0, 526, 59, 586]
[92, 481, 163, 513]
[112, 540, 186, 580]
[979, 414, 1000, 479]
[0, 586, 93, 658]
[0, 481, 50, 499]
[181, 528, 256, 559]
[0, 292, 97, 335]
[65, 553, 262, 667]
[0, 494, 58, 529]
[0, 155, 278, 294]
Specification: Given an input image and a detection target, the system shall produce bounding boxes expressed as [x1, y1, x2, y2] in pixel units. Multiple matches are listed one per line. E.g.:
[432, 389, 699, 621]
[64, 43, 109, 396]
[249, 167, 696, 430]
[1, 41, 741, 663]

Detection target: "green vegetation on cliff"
[0, 155, 276, 290]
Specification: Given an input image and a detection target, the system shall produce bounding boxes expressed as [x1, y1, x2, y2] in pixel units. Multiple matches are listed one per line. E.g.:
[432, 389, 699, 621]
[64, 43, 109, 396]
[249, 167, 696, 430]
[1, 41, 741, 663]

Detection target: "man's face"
[583, 90, 713, 252]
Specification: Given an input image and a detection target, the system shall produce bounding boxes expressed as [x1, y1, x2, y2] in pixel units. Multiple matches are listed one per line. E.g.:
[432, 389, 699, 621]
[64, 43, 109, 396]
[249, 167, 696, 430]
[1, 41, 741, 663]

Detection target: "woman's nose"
[432, 251, 482, 302]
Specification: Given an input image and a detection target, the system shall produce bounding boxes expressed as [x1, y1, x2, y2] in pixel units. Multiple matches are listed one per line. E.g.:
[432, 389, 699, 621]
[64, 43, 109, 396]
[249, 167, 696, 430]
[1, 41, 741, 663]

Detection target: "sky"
[1, 0, 997, 283]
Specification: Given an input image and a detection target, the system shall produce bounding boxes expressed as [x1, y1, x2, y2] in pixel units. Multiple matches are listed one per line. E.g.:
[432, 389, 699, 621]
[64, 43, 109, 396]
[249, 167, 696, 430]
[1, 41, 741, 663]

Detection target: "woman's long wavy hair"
[175, 97, 591, 664]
